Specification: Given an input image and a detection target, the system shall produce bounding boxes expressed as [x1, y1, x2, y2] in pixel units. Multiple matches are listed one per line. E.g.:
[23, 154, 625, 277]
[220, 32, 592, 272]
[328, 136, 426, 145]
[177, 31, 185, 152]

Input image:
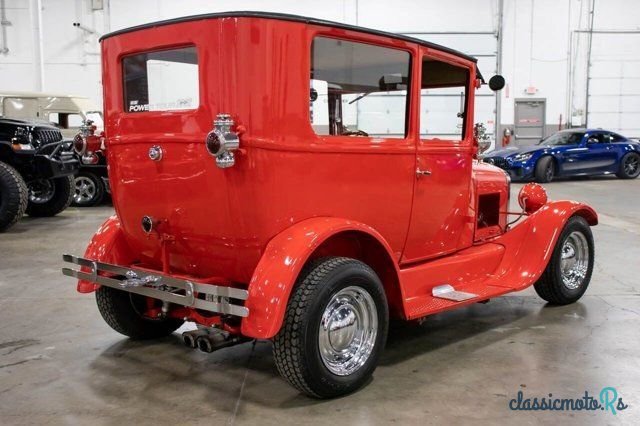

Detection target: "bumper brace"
[62, 254, 249, 317]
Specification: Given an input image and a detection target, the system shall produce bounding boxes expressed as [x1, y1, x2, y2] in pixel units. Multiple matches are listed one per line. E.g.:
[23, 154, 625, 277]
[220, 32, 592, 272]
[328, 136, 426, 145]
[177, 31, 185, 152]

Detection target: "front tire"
[0, 161, 28, 232]
[26, 175, 74, 217]
[72, 171, 105, 207]
[616, 152, 640, 179]
[534, 216, 594, 305]
[273, 257, 388, 398]
[534, 156, 555, 183]
[96, 286, 184, 340]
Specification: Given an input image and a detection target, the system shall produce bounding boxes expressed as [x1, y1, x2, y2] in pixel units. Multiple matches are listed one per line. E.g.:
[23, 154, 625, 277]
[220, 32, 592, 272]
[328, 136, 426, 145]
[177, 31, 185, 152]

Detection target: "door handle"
[416, 168, 432, 177]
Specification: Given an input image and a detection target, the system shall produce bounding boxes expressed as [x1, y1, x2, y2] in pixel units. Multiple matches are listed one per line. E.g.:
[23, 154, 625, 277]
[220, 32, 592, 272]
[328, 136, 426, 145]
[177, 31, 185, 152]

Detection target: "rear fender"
[241, 217, 400, 339]
[76, 215, 135, 293]
[489, 200, 597, 289]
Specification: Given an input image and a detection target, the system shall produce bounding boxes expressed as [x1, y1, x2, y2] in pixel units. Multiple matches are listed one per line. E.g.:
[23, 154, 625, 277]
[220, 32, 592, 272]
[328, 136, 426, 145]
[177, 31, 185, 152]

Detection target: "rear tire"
[534, 216, 594, 305]
[0, 161, 28, 232]
[26, 175, 74, 217]
[616, 152, 640, 179]
[273, 257, 388, 398]
[96, 286, 184, 340]
[534, 156, 555, 183]
[72, 171, 105, 207]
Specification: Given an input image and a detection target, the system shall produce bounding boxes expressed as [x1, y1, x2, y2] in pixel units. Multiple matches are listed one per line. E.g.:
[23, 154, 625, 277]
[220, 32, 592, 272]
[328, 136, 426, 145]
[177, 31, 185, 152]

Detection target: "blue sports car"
[483, 128, 640, 182]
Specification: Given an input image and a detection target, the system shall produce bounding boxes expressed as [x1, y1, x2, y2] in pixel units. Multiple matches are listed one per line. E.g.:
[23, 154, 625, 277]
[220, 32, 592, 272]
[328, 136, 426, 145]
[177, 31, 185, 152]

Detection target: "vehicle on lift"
[0, 118, 78, 232]
[62, 12, 598, 398]
[71, 120, 110, 206]
[483, 128, 640, 182]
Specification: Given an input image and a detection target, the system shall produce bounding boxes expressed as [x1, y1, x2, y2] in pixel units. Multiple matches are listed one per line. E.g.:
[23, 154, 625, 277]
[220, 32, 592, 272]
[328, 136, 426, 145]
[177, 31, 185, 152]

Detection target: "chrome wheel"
[28, 179, 55, 204]
[560, 231, 589, 290]
[318, 286, 378, 376]
[74, 176, 97, 204]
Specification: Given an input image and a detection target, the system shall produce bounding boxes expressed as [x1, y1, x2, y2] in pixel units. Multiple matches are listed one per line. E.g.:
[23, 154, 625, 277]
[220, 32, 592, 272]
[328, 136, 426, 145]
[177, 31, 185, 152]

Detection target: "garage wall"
[0, 0, 639, 145]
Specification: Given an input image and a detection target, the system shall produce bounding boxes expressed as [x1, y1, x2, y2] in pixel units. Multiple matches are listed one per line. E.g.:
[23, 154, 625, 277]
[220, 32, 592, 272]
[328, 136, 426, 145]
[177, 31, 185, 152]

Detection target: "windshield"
[539, 131, 584, 146]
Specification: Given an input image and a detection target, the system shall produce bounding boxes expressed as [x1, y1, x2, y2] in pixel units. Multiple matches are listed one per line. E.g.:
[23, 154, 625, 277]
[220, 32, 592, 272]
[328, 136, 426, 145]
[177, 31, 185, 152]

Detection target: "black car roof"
[99, 11, 477, 64]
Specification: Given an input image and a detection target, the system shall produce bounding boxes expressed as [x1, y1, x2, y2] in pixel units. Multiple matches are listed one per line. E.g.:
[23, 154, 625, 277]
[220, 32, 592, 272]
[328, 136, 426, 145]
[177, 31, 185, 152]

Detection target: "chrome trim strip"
[62, 254, 249, 317]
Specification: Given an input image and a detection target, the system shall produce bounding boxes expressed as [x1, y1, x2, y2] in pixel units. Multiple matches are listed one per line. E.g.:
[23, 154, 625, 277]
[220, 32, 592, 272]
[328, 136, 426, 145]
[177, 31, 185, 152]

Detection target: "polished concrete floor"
[1, 177, 639, 425]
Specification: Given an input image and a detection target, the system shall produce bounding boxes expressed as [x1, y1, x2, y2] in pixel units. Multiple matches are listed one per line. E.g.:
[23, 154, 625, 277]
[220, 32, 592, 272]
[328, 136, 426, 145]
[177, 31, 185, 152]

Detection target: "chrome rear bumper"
[62, 254, 249, 317]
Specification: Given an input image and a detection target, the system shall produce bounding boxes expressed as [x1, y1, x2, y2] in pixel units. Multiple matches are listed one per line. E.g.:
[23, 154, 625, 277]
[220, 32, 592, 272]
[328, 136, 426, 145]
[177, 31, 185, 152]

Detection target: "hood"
[487, 145, 543, 158]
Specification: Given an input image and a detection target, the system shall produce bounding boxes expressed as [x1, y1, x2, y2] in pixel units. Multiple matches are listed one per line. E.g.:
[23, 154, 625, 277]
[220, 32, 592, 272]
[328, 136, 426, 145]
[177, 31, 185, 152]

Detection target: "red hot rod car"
[62, 12, 597, 398]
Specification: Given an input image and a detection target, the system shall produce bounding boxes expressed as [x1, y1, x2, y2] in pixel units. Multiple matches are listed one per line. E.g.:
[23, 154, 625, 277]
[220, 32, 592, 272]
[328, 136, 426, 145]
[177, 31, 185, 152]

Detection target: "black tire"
[0, 161, 28, 232]
[616, 152, 640, 179]
[26, 175, 74, 217]
[534, 156, 555, 183]
[95, 286, 184, 340]
[71, 171, 105, 207]
[273, 257, 389, 398]
[534, 216, 594, 305]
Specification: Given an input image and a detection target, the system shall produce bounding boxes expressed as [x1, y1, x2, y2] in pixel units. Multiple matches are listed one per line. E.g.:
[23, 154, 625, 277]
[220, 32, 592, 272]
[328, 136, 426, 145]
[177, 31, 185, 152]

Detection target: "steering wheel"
[341, 129, 369, 137]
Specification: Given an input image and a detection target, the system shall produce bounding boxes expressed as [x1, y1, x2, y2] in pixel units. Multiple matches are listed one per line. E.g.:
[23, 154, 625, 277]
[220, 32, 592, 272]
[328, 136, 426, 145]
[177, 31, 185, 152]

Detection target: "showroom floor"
[0, 178, 638, 425]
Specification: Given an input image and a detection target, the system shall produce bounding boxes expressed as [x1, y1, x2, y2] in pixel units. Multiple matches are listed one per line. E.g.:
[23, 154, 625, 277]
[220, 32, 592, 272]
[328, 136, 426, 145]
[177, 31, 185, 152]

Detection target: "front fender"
[489, 200, 597, 290]
[241, 217, 398, 339]
[76, 215, 135, 293]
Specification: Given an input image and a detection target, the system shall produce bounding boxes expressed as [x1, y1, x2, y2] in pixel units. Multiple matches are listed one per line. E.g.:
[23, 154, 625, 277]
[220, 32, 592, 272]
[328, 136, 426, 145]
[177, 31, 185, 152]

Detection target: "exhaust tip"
[197, 336, 213, 353]
[183, 333, 196, 348]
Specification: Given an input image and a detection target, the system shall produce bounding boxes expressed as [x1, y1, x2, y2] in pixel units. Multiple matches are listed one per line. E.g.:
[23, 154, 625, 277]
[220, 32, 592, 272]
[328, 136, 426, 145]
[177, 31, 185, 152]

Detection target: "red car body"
[65, 12, 597, 340]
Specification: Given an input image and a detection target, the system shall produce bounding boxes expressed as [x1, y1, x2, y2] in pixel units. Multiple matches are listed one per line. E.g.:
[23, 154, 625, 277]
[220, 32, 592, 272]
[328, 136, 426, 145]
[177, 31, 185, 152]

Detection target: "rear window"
[122, 46, 199, 113]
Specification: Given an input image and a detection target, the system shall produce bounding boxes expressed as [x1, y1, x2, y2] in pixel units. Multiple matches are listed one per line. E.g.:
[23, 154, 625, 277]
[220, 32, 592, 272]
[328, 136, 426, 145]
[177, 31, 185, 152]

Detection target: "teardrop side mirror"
[489, 75, 506, 91]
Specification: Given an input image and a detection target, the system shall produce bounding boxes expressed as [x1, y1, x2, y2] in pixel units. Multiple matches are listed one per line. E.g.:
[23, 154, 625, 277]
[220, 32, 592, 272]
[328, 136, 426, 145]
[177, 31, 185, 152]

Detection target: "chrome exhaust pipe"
[182, 329, 209, 348]
[196, 335, 214, 353]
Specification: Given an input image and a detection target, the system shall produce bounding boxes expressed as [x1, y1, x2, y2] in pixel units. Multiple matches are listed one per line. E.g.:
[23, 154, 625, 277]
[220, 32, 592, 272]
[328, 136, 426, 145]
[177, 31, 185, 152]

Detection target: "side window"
[48, 113, 84, 129]
[67, 114, 84, 128]
[611, 133, 625, 143]
[588, 133, 610, 144]
[310, 37, 410, 138]
[122, 46, 199, 113]
[421, 57, 469, 140]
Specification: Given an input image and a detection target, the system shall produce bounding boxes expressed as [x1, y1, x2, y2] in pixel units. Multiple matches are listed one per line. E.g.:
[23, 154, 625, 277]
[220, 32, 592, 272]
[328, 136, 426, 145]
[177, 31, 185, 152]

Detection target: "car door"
[402, 49, 474, 264]
[581, 132, 618, 173]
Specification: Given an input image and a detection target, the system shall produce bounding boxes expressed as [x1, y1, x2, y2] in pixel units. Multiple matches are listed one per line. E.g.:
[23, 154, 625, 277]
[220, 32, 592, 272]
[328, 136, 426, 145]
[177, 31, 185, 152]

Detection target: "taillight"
[73, 133, 87, 155]
[81, 153, 99, 165]
[205, 113, 240, 169]
[73, 119, 98, 155]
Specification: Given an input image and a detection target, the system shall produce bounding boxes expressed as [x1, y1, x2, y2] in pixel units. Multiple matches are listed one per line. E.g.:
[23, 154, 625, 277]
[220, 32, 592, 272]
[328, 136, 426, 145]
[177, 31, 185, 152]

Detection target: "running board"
[431, 284, 478, 302]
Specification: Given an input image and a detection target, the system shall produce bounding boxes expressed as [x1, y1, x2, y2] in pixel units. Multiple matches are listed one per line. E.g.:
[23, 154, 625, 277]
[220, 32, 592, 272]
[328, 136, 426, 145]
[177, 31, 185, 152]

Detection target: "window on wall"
[122, 46, 199, 113]
[310, 37, 411, 138]
[420, 57, 469, 140]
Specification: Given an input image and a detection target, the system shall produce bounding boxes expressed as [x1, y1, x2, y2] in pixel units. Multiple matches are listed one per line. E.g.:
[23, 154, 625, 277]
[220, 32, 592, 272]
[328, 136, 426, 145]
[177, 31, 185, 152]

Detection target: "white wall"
[1, 0, 638, 136]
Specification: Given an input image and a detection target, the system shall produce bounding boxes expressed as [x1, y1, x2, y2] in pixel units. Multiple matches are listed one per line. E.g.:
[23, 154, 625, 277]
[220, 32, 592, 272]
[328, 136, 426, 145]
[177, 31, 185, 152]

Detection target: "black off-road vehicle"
[0, 118, 79, 231]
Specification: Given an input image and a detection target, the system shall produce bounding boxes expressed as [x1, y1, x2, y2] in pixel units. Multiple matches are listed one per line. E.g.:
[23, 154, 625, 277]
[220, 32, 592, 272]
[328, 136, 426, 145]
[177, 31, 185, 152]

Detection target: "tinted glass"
[122, 46, 199, 113]
[541, 132, 584, 146]
[310, 37, 410, 138]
